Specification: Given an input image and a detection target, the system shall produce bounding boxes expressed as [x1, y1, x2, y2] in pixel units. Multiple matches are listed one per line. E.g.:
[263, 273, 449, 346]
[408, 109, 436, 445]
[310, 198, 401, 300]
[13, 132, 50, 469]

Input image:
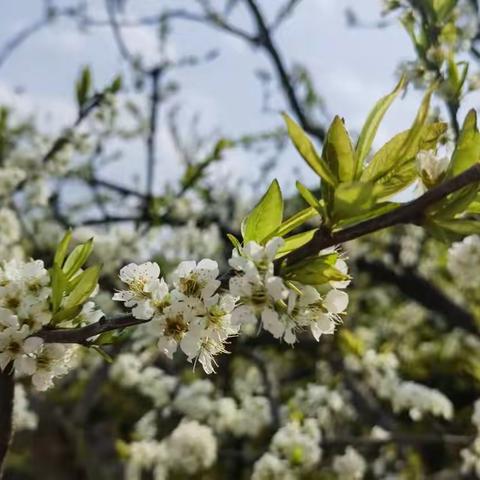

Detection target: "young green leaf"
[372, 160, 417, 198]
[282, 113, 336, 186]
[63, 265, 101, 310]
[431, 218, 480, 236]
[53, 230, 72, 268]
[267, 206, 318, 239]
[275, 229, 318, 258]
[52, 305, 83, 324]
[361, 123, 447, 183]
[50, 264, 67, 313]
[394, 86, 435, 161]
[242, 179, 283, 244]
[227, 234, 242, 252]
[76, 66, 92, 109]
[333, 181, 375, 220]
[355, 75, 406, 175]
[283, 256, 347, 285]
[323, 116, 356, 182]
[430, 184, 478, 219]
[63, 239, 94, 279]
[296, 181, 320, 210]
[447, 110, 480, 178]
[90, 345, 113, 363]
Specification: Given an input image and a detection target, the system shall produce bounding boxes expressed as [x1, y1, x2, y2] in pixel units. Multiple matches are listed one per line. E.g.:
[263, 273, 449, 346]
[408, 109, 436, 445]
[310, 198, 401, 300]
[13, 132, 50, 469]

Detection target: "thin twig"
[37, 314, 143, 344]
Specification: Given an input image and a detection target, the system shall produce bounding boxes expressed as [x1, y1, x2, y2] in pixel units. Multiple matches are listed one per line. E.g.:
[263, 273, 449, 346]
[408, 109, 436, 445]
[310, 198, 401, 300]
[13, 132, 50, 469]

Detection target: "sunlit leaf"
[447, 110, 480, 178]
[355, 75, 406, 174]
[275, 229, 318, 258]
[63, 239, 94, 279]
[282, 113, 336, 186]
[268, 206, 318, 239]
[242, 179, 283, 243]
[333, 181, 376, 220]
[323, 115, 356, 182]
[63, 265, 100, 310]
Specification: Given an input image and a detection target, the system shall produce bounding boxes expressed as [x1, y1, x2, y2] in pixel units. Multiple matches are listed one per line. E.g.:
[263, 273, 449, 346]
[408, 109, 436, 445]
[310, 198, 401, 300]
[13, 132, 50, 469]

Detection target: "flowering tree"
[2, 0, 480, 478]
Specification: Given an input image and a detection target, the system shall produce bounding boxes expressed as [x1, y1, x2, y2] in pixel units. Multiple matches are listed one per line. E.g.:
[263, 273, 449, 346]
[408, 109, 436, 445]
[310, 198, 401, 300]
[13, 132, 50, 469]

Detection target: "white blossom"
[167, 420, 217, 475]
[332, 447, 367, 480]
[416, 149, 449, 188]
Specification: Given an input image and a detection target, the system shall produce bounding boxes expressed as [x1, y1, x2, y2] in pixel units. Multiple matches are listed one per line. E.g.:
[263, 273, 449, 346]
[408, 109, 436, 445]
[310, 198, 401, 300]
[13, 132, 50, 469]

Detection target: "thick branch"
[0, 364, 14, 478]
[284, 164, 480, 265]
[357, 259, 477, 333]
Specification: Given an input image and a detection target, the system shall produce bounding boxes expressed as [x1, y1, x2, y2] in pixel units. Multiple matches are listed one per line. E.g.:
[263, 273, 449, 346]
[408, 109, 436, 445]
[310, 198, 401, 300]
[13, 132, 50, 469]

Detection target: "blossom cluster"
[252, 419, 322, 479]
[111, 355, 273, 439]
[123, 419, 217, 480]
[346, 349, 453, 421]
[113, 238, 350, 374]
[0, 259, 73, 390]
[447, 235, 480, 291]
[0, 257, 103, 390]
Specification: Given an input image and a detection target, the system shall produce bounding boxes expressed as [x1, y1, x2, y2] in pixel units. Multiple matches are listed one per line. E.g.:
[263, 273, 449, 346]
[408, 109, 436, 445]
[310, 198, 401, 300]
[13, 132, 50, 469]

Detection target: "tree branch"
[243, 0, 325, 141]
[36, 314, 144, 344]
[357, 258, 477, 333]
[283, 164, 480, 266]
[322, 433, 472, 448]
[0, 364, 14, 478]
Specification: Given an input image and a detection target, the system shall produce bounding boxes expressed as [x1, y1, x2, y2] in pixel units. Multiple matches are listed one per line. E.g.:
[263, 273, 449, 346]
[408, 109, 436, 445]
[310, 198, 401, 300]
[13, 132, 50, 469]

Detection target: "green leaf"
[431, 184, 479, 219]
[395, 86, 435, 161]
[322, 116, 356, 182]
[63, 265, 100, 310]
[268, 207, 318, 239]
[373, 160, 418, 198]
[283, 255, 347, 285]
[361, 122, 447, 183]
[355, 75, 406, 175]
[333, 181, 375, 220]
[242, 179, 283, 243]
[432, 0, 457, 20]
[63, 239, 94, 279]
[54, 230, 72, 268]
[109, 75, 122, 94]
[466, 199, 480, 214]
[275, 229, 318, 258]
[50, 264, 67, 313]
[227, 234, 242, 252]
[432, 218, 480, 235]
[89, 345, 113, 363]
[282, 113, 336, 186]
[296, 181, 320, 209]
[76, 66, 92, 108]
[52, 305, 82, 324]
[447, 110, 480, 178]
[334, 201, 399, 229]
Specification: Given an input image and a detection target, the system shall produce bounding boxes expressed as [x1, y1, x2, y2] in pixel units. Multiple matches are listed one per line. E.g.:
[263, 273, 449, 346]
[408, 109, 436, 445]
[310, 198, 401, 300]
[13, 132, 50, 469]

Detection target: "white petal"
[23, 336, 43, 354]
[324, 289, 349, 314]
[261, 308, 284, 338]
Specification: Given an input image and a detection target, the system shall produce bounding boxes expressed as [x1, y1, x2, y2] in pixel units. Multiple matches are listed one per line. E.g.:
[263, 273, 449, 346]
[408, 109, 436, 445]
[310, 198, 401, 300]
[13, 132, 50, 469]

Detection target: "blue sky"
[0, 1, 478, 195]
